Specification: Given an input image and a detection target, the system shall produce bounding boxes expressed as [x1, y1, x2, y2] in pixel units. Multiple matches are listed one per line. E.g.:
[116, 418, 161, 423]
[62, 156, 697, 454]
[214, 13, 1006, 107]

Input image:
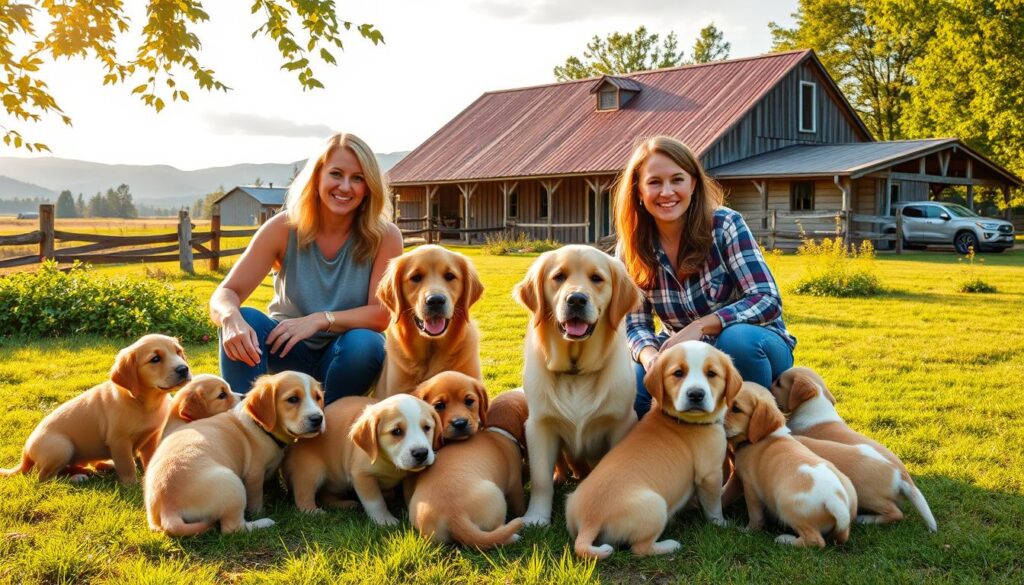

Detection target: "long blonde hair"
[285, 133, 393, 263]
[613, 136, 724, 289]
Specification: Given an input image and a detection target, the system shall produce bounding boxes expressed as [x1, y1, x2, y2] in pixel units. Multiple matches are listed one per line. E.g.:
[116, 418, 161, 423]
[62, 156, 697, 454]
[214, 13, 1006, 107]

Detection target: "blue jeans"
[220, 307, 385, 405]
[633, 323, 795, 418]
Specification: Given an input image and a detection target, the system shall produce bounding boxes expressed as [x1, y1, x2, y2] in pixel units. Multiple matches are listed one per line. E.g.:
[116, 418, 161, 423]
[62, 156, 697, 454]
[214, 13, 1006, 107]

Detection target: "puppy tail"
[900, 479, 937, 533]
[449, 514, 523, 550]
[159, 511, 215, 537]
[0, 452, 32, 477]
[825, 493, 851, 536]
[573, 525, 613, 560]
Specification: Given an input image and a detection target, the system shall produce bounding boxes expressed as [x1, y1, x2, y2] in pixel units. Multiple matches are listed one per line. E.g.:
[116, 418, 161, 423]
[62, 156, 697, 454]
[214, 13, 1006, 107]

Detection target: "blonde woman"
[210, 133, 403, 403]
[614, 136, 795, 417]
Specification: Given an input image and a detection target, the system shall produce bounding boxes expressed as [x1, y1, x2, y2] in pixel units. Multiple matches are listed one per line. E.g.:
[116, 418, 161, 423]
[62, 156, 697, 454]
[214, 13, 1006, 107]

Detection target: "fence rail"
[740, 209, 905, 252]
[0, 204, 258, 273]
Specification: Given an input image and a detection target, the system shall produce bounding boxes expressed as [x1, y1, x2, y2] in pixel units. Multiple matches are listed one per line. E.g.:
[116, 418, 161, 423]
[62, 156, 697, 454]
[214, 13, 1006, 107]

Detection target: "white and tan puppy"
[725, 382, 857, 548]
[283, 393, 443, 525]
[514, 245, 642, 526]
[160, 374, 241, 441]
[566, 342, 740, 559]
[770, 367, 936, 532]
[375, 245, 484, 398]
[1, 334, 190, 484]
[144, 371, 325, 536]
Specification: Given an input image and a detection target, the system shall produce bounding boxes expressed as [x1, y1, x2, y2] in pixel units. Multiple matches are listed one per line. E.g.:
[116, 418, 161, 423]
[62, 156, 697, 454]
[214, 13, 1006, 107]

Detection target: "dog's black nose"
[567, 292, 588, 308]
[425, 294, 446, 308]
[175, 365, 190, 378]
[308, 413, 323, 428]
[411, 447, 429, 463]
[686, 388, 705, 403]
[452, 418, 469, 431]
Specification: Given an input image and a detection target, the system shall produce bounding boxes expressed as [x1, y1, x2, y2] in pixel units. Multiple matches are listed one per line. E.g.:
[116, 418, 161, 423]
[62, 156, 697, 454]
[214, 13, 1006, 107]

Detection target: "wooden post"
[753, 180, 768, 230]
[769, 209, 777, 251]
[425, 185, 438, 244]
[540, 179, 561, 241]
[966, 159, 974, 210]
[178, 209, 194, 274]
[834, 175, 852, 250]
[458, 183, 478, 244]
[1004, 184, 1013, 221]
[209, 211, 221, 272]
[895, 207, 904, 254]
[38, 203, 54, 261]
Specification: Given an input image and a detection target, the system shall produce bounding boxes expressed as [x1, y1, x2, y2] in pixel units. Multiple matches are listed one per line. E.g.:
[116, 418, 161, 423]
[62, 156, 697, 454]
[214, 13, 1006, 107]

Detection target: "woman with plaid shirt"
[614, 136, 796, 417]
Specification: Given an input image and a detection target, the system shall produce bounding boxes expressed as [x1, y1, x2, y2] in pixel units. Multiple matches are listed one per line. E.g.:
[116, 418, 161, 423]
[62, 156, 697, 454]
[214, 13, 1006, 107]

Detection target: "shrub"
[954, 247, 997, 293]
[791, 238, 885, 297]
[482, 231, 561, 255]
[0, 261, 215, 342]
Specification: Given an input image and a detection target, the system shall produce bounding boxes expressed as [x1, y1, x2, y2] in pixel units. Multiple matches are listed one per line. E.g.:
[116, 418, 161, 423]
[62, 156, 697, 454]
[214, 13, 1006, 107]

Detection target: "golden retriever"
[566, 341, 740, 558]
[283, 393, 442, 525]
[1, 334, 190, 484]
[144, 371, 325, 536]
[513, 244, 642, 526]
[411, 370, 488, 442]
[770, 367, 936, 531]
[408, 389, 528, 549]
[160, 374, 241, 441]
[375, 245, 484, 398]
[725, 382, 857, 547]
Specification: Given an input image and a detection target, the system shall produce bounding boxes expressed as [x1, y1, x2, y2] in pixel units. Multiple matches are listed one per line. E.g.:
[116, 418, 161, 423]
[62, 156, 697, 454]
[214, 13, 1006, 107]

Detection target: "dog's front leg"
[522, 418, 560, 526]
[109, 439, 138, 484]
[244, 472, 265, 514]
[353, 472, 399, 526]
[697, 467, 727, 527]
[137, 431, 161, 470]
[742, 478, 765, 532]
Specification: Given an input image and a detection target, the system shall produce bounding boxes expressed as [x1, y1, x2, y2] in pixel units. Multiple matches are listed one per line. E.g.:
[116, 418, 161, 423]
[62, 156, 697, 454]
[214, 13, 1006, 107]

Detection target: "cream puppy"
[725, 382, 857, 548]
[770, 367, 936, 532]
[283, 393, 442, 525]
[160, 374, 242, 441]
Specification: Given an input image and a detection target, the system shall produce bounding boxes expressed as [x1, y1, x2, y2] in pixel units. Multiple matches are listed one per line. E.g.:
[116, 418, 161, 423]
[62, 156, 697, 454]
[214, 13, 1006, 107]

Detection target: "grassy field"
[1, 244, 1023, 583]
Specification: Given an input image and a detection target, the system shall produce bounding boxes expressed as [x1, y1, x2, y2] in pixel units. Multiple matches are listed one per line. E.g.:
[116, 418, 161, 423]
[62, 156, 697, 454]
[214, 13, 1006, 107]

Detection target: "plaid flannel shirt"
[623, 207, 796, 361]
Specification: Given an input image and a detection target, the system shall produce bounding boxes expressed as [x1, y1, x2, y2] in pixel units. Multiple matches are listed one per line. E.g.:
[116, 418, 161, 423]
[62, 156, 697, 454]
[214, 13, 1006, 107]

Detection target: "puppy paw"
[372, 513, 400, 527]
[299, 507, 326, 515]
[520, 514, 551, 527]
[69, 474, 90, 484]
[245, 518, 276, 531]
[774, 534, 798, 546]
[506, 534, 521, 545]
[651, 539, 682, 555]
[707, 515, 729, 528]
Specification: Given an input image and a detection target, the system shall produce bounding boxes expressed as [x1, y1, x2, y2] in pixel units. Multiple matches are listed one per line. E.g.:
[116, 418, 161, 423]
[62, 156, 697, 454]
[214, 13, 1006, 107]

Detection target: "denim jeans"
[633, 323, 795, 418]
[220, 307, 385, 405]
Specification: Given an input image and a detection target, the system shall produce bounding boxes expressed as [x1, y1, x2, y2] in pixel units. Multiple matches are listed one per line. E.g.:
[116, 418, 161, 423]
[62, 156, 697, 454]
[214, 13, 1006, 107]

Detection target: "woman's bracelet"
[322, 310, 336, 332]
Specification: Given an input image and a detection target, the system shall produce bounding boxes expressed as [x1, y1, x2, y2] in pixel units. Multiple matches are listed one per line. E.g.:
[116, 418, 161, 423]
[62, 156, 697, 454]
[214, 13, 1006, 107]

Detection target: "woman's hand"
[221, 312, 262, 367]
[660, 322, 705, 352]
[267, 314, 325, 357]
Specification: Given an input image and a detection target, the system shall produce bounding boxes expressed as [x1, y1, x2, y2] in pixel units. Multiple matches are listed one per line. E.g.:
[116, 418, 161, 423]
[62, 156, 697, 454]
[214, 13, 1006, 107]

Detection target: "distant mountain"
[0, 151, 409, 209]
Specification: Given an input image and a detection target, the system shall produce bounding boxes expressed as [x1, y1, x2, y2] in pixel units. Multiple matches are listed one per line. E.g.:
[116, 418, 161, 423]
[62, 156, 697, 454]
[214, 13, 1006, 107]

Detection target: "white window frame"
[799, 81, 817, 133]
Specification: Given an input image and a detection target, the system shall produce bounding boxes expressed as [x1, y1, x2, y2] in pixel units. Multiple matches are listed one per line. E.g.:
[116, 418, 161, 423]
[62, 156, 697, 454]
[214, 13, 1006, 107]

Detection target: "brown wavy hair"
[613, 136, 724, 289]
[285, 133, 393, 263]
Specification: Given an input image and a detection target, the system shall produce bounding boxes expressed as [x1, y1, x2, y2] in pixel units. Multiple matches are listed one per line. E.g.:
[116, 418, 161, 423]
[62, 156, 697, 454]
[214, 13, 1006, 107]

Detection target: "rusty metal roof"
[590, 75, 642, 93]
[389, 50, 816, 185]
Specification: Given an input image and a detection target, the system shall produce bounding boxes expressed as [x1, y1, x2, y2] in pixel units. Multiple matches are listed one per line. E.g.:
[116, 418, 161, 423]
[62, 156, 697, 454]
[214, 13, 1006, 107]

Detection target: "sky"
[5, 0, 798, 170]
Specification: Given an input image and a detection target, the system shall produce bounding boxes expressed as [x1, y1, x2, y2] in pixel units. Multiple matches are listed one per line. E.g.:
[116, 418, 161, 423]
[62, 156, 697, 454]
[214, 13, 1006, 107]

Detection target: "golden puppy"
[283, 393, 443, 525]
[725, 382, 857, 548]
[375, 245, 484, 398]
[144, 371, 325, 536]
[770, 367, 936, 532]
[1, 334, 190, 484]
[514, 244, 642, 526]
[566, 341, 740, 559]
[160, 374, 241, 441]
[411, 371, 488, 442]
[408, 389, 528, 549]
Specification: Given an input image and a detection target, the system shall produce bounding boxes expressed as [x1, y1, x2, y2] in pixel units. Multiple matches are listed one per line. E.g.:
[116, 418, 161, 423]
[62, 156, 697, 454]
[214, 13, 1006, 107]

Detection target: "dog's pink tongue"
[424, 317, 446, 335]
[564, 319, 589, 337]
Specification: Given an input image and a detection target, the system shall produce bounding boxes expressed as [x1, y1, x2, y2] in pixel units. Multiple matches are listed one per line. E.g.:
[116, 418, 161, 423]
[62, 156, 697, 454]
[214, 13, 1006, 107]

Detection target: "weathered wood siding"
[217, 192, 263, 226]
[702, 62, 867, 169]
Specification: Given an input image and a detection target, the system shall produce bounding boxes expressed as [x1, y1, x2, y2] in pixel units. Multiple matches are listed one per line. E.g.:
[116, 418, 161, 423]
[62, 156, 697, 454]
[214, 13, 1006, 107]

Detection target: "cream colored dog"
[725, 382, 857, 548]
[1, 334, 190, 483]
[566, 342, 740, 559]
[144, 371, 325, 536]
[283, 393, 442, 525]
[160, 374, 241, 441]
[770, 367, 936, 532]
[514, 245, 642, 526]
[407, 389, 528, 549]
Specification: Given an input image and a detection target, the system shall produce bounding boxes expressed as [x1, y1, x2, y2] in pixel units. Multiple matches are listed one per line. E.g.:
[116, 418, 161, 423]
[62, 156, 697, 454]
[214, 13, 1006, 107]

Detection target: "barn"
[213, 186, 287, 226]
[387, 50, 1019, 247]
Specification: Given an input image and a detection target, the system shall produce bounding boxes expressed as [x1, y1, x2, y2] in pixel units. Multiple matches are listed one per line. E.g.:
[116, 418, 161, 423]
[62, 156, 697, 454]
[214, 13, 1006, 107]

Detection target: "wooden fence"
[742, 209, 907, 253]
[0, 205, 256, 273]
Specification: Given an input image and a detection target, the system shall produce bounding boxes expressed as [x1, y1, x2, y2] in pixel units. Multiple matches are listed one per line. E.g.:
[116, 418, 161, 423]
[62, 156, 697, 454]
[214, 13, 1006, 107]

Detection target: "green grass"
[2, 246, 1024, 583]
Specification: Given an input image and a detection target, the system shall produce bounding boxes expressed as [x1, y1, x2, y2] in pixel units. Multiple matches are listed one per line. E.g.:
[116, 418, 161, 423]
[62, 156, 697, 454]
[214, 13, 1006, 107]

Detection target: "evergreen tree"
[55, 190, 77, 218]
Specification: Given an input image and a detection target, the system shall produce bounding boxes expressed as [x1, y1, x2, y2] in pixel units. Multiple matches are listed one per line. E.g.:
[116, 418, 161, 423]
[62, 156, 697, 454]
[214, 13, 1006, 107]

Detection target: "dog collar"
[486, 426, 523, 451]
[659, 407, 721, 426]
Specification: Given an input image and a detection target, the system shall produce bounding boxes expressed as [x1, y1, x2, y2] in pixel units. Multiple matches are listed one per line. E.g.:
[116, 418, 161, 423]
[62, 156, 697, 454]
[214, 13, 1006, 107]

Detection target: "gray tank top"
[268, 229, 374, 349]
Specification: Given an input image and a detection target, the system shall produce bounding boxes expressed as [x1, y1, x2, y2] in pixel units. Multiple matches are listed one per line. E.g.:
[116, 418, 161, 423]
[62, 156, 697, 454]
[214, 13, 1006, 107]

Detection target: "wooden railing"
[742, 209, 906, 252]
[0, 204, 257, 273]
[398, 216, 518, 243]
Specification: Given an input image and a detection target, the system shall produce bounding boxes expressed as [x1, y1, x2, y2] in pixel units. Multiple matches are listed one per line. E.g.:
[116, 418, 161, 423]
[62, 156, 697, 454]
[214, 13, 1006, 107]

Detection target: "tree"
[55, 190, 77, 218]
[191, 186, 224, 219]
[770, 0, 937, 141]
[87, 192, 106, 218]
[691, 23, 731, 64]
[75, 193, 85, 217]
[1, 2, 384, 152]
[554, 26, 685, 81]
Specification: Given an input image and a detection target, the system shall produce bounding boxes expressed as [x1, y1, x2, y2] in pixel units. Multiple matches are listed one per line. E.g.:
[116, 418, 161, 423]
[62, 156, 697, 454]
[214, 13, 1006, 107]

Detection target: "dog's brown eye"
[434, 402, 446, 411]
[731, 405, 742, 414]
[464, 398, 475, 406]
[423, 425, 432, 433]
[706, 370, 718, 378]
[217, 392, 227, 400]
[150, 354, 161, 364]
[410, 274, 423, 283]
[552, 272, 566, 282]
[444, 272, 456, 281]
[391, 428, 404, 437]
[287, 395, 300, 404]
[672, 369, 684, 378]
[590, 274, 604, 283]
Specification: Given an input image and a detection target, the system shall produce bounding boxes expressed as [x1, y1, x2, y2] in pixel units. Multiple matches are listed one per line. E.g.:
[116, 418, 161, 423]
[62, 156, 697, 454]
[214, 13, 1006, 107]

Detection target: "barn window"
[598, 89, 617, 110]
[799, 81, 817, 133]
[539, 188, 549, 219]
[790, 181, 815, 211]
[507, 191, 518, 219]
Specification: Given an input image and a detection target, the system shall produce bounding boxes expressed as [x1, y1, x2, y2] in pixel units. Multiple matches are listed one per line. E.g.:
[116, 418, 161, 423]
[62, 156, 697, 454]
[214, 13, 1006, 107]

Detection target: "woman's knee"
[237, 307, 276, 337]
[716, 324, 768, 357]
[331, 329, 385, 363]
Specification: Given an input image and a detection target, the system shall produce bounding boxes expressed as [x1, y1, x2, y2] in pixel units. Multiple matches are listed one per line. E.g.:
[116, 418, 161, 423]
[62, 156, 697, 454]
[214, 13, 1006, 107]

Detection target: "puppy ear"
[821, 385, 838, 405]
[721, 353, 743, 407]
[312, 379, 325, 408]
[642, 353, 664, 408]
[244, 376, 278, 432]
[513, 253, 548, 324]
[431, 408, 444, 451]
[607, 257, 642, 326]
[788, 375, 822, 412]
[748, 398, 785, 443]
[179, 388, 208, 421]
[110, 344, 140, 392]
[474, 381, 490, 427]
[350, 409, 379, 464]
[459, 254, 484, 311]
[375, 256, 404, 319]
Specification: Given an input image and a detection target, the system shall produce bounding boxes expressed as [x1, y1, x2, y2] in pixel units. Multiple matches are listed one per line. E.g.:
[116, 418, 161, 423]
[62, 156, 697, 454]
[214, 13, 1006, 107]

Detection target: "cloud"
[203, 112, 335, 138]
[473, 0, 681, 24]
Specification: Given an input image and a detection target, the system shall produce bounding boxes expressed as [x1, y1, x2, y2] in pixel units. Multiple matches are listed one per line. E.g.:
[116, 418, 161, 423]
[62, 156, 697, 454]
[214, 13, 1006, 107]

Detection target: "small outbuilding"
[213, 185, 287, 226]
